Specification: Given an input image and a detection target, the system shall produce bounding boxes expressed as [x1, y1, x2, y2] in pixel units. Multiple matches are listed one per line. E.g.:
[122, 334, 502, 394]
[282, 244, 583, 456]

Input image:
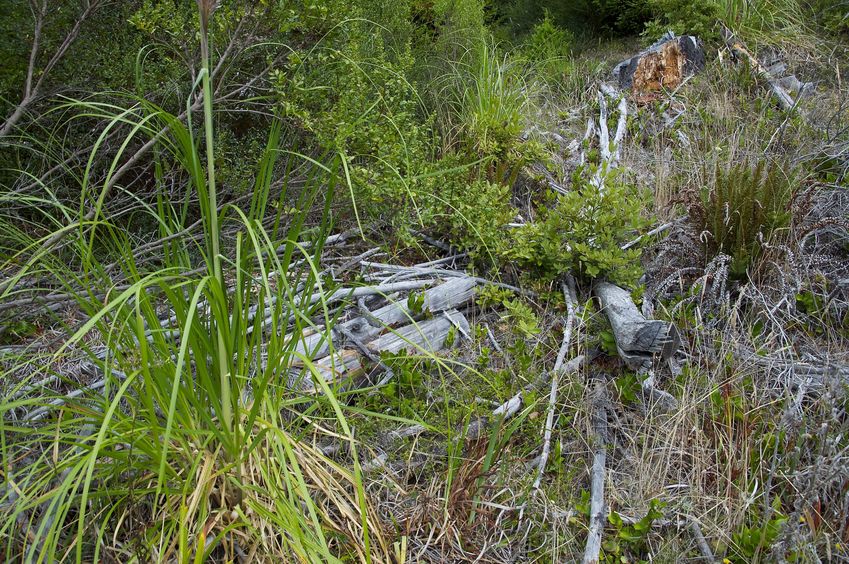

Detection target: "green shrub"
[505, 167, 650, 286]
[728, 502, 787, 563]
[460, 41, 526, 163]
[430, 38, 528, 174]
[273, 36, 433, 204]
[424, 173, 516, 258]
[812, 0, 849, 35]
[488, 0, 654, 37]
[522, 12, 574, 78]
[690, 160, 795, 279]
[643, 0, 720, 40]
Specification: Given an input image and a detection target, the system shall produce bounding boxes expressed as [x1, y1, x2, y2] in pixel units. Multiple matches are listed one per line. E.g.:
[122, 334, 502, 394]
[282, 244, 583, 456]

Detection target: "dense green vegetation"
[1, 0, 848, 562]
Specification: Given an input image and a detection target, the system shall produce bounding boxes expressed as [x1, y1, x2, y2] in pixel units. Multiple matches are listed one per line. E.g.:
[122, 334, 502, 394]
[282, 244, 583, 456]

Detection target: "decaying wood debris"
[595, 281, 680, 370]
[287, 276, 477, 391]
[612, 31, 705, 95]
[720, 24, 812, 111]
[582, 374, 610, 564]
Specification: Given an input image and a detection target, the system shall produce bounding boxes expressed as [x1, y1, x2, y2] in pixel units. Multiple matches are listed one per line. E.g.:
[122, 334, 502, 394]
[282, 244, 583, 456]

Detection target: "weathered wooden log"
[719, 24, 800, 111]
[595, 282, 680, 370]
[291, 276, 477, 360]
[367, 308, 469, 355]
[295, 309, 470, 392]
[289, 349, 365, 391]
[612, 31, 705, 94]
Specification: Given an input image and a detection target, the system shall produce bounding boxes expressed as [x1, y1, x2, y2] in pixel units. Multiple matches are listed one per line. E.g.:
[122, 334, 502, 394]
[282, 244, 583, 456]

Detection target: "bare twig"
[484, 323, 504, 355]
[687, 515, 716, 563]
[533, 277, 577, 490]
[621, 216, 687, 250]
[583, 375, 609, 564]
[0, 0, 103, 137]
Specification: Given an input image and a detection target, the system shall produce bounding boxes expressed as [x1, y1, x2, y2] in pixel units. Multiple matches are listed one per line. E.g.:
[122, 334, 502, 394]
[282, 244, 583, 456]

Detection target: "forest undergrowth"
[1, 0, 848, 562]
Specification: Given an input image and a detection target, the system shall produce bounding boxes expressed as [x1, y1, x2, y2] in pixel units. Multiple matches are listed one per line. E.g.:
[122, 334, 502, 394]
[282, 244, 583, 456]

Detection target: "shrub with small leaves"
[505, 167, 650, 286]
[643, 0, 720, 40]
[728, 500, 787, 563]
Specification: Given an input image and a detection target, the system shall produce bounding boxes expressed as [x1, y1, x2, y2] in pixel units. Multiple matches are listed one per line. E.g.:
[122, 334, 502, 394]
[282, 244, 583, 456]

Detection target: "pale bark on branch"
[0, 0, 103, 138]
[583, 375, 609, 564]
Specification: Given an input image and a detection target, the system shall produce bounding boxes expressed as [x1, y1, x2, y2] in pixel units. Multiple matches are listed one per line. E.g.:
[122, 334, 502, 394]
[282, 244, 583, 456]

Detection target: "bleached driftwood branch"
[360, 260, 535, 298]
[533, 277, 578, 490]
[601, 83, 628, 163]
[291, 276, 476, 392]
[291, 276, 477, 362]
[583, 375, 609, 564]
[591, 84, 628, 191]
[621, 215, 687, 250]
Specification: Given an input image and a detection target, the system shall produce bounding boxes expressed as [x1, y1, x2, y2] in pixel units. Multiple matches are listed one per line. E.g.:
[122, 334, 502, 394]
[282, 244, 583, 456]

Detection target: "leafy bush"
[689, 160, 795, 279]
[728, 503, 788, 563]
[421, 171, 516, 257]
[605, 498, 667, 559]
[505, 167, 650, 286]
[643, 0, 721, 40]
[274, 22, 529, 258]
[430, 38, 529, 173]
[275, 41, 431, 206]
[522, 12, 574, 78]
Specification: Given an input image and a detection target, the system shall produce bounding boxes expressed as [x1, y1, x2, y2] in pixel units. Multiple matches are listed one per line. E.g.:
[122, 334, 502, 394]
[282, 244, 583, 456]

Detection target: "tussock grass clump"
[0, 3, 389, 562]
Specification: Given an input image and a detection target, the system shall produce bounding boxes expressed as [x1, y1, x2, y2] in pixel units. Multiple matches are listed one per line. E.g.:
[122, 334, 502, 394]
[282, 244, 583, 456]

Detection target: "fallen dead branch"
[720, 24, 796, 111]
[591, 84, 628, 191]
[289, 276, 477, 364]
[621, 215, 688, 250]
[595, 281, 680, 370]
[533, 277, 578, 490]
[583, 374, 609, 564]
[688, 515, 716, 562]
[359, 260, 537, 298]
[297, 308, 470, 392]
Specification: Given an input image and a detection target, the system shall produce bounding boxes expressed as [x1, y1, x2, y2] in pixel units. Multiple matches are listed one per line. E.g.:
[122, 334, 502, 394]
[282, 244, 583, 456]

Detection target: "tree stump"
[612, 32, 705, 96]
